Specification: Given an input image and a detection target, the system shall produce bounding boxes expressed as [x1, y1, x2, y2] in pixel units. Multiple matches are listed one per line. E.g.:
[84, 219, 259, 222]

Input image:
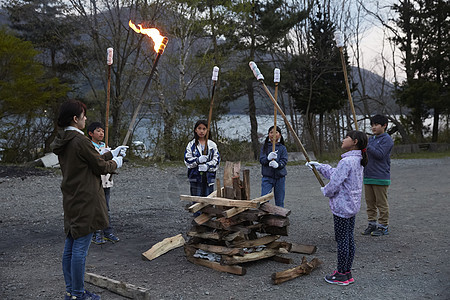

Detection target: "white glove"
[198, 164, 208, 172]
[112, 156, 123, 168]
[198, 155, 208, 164]
[267, 151, 278, 160]
[100, 147, 111, 155]
[305, 161, 320, 170]
[269, 160, 279, 168]
[112, 146, 129, 157]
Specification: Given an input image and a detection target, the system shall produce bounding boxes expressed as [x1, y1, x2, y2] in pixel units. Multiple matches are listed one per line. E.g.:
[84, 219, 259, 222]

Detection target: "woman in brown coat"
[52, 99, 127, 300]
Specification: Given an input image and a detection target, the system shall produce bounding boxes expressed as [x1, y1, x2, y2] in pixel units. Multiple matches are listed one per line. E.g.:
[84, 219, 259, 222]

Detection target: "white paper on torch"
[334, 31, 344, 48]
[274, 68, 280, 83]
[212, 66, 219, 81]
[249, 61, 264, 81]
[107, 48, 114, 65]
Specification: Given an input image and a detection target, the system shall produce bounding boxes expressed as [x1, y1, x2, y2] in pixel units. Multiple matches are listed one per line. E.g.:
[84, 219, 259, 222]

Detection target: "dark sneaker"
[104, 233, 120, 243]
[345, 272, 355, 284]
[361, 224, 377, 235]
[92, 231, 105, 245]
[73, 290, 101, 300]
[64, 292, 72, 300]
[324, 270, 349, 286]
[371, 226, 389, 236]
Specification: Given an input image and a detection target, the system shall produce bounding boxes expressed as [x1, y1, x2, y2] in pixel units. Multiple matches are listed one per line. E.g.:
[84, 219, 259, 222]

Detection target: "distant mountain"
[226, 67, 400, 115]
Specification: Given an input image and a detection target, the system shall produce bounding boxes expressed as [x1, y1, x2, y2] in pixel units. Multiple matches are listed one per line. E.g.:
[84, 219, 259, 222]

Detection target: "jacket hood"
[51, 130, 79, 155]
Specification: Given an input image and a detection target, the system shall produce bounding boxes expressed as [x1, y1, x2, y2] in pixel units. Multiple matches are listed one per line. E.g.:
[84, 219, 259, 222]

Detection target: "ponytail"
[347, 130, 368, 167]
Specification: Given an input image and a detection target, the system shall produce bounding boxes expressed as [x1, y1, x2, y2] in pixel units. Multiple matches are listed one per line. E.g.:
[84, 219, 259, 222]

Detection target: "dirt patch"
[1, 158, 449, 299]
[0, 165, 53, 178]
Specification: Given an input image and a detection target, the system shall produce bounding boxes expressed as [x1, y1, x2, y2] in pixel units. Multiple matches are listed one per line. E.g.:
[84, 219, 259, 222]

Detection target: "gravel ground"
[0, 157, 449, 300]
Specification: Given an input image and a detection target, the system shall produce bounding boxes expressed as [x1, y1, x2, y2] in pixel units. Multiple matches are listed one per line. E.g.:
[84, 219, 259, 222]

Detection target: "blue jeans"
[261, 176, 285, 207]
[62, 232, 93, 297]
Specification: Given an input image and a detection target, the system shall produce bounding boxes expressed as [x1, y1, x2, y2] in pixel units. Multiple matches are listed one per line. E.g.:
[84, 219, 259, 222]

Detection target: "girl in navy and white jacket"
[184, 120, 220, 198]
[306, 130, 368, 286]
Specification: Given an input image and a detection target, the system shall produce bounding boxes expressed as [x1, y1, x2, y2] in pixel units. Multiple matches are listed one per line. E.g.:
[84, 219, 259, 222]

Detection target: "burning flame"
[129, 20, 166, 53]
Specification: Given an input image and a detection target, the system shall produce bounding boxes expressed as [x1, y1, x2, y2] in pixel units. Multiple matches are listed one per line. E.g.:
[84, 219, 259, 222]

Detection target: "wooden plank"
[266, 241, 292, 252]
[221, 248, 279, 265]
[142, 234, 185, 261]
[85, 272, 150, 300]
[271, 257, 322, 285]
[229, 235, 280, 248]
[290, 243, 317, 255]
[188, 202, 209, 213]
[242, 169, 250, 200]
[190, 243, 244, 256]
[222, 207, 248, 218]
[193, 213, 212, 225]
[259, 202, 291, 217]
[180, 195, 261, 208]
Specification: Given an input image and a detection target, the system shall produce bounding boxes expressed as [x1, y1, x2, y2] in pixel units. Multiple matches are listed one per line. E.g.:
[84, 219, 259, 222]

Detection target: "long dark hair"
[263, 125, 284, 154]
[57, 99, 86, 128]
[346, 130, 368, 167]
[193, 119, 208, 145]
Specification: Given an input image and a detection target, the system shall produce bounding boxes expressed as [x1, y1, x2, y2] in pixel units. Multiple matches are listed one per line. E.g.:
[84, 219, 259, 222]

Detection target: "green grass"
[391, 150, 450, 159]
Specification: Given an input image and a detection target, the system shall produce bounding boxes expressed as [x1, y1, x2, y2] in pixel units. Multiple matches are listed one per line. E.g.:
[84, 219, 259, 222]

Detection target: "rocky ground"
[0, 157, 449, 300]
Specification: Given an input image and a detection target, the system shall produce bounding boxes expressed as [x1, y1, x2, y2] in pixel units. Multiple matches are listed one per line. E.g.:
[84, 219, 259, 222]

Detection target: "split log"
[142, 234, 185, 261]
[262, 226, 288, 236]
[266, 241, 292, 252]
[242, 169, 250, 200]
[184, 244, 246, 275]
[186, 255, 246, 275]
[259, 215, 290, 227]
[187, 230, 244, 242]
[222, 207, 248, 219]
[85, 272, 150, 300]
[180, 195, 261, 208]
[221, 248, 279, 265]
[190, 243, 244, 256]
[271, 257, 322, 285]
[228, 235, 280, 248]
[223, 161, 240, 187]
[259, 202, 291, 217]
[193, 213, 212, 225]
[187, 189, 217, 213]
[216, 178, 222, 197]
[290, 243, 317, 255]
[223, 186, 235, 199]
[232, 176, 242, 199]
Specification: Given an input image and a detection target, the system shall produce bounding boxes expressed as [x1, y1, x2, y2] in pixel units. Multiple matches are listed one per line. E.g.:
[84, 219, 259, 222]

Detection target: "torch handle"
[339, 47, 358, 131]
[122, 52, 162, 146]
[204, 81, 217, 155]
[105, 65, 111, 147]
[260, 81, 325, 187]
[272, 83, 278, 154]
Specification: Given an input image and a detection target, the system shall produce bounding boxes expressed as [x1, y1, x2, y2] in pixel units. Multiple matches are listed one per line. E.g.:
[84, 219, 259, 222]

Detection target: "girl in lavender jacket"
[306, 130, 368, 286]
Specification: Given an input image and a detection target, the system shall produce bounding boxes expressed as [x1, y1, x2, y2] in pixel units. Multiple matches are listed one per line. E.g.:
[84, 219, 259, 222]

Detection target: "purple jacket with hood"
[315, 150, 364, 218]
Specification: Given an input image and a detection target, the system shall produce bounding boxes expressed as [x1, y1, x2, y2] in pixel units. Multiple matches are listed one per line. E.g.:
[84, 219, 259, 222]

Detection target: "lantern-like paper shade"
[334, 31, 344, 48]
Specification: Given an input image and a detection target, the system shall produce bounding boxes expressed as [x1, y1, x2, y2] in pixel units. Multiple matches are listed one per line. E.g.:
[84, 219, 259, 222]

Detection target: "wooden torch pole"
[334, 31, 358, 131]
[203, 66, 219, 155]
[105, 47, 113, 147]
[122, 37, 169, 146]
[273, 68, 280, 154]
[249, 62, 325, 187]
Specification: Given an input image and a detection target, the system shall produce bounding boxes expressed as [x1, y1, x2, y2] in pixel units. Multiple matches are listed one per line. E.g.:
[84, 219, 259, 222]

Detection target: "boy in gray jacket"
[362, 115, 394, 236]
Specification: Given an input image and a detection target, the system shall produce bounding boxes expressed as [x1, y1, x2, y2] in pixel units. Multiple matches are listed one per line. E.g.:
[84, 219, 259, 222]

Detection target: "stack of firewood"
[181, 162, 298, 275]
